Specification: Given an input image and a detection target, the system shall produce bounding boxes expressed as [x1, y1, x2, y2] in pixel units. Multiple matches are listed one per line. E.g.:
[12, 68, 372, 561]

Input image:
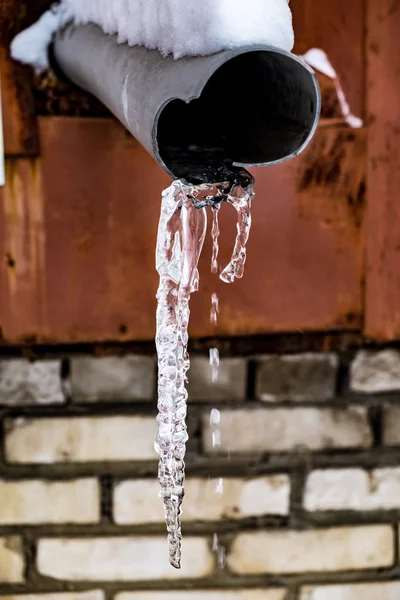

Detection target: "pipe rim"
[152, 44, 321, 179]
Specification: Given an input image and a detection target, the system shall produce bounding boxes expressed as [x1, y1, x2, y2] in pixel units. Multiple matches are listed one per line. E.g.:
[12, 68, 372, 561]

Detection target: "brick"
[0, 536, 24, 583]
[304, 467, 400, 512]
[301, 582, 400, 600]
[350, 350, 400, 393]
[383, 406, 400, 446]
[202, 408, 372, 454]
[70, 356, 155, 402]
[114, 475, 290, 524]
[116, 590, 286, 600]
[37, 537, 213, 580]
[227, 526, 393, 574]
[256, 353, 338, 402]
[0, 593, 104, 600]
[0, 478, 99, 524]
[188, 357, 246, 402]
[5, 417, 157, 463]
[0, 359, 63, 405]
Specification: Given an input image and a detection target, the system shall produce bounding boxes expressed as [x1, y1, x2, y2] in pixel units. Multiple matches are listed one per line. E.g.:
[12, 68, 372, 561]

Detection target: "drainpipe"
[54, 24, 321, 182]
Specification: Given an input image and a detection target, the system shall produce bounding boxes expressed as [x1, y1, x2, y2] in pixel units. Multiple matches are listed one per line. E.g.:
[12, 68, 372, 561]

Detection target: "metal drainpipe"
[54, 23, 321, 182]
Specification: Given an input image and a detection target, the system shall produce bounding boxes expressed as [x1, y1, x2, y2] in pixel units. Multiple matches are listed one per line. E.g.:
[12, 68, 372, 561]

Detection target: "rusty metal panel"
[292, 0, 364, 118]
[364, 0, 400, 341]
[0, 117, 365, 344]
[0, 0, 39, 156]
[0, 48, 38, 156]
[191, 125, 365, 338]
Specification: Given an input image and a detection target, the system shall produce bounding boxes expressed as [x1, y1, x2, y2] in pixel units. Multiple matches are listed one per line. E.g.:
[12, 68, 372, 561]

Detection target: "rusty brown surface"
[0, 0, 368, 343]
[190, 124, 365, 338]
[0, 48, 39, 156]
[0, 0, 39, 156]
[364, 0, 400, 341]
[292, 0, 365, 119]
[0, 117, 365, 344]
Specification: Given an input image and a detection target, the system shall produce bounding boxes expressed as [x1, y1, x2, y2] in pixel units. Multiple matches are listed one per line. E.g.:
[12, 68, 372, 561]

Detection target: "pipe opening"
[157, 50, 319, 183]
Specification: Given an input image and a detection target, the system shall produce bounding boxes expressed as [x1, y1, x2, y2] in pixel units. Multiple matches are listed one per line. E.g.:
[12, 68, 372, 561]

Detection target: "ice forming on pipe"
[54, 24, 321, 182]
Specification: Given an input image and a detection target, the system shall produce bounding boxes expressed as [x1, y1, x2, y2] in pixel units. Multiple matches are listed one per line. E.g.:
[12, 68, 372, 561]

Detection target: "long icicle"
[155, 181, 207, 568]
[155, 176, 254, 568]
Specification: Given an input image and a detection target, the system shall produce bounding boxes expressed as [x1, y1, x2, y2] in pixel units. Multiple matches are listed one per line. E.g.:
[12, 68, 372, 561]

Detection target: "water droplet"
[210, 408, 221, 426]
[209, 347, 220, 383]
[215, 477, 224, 495]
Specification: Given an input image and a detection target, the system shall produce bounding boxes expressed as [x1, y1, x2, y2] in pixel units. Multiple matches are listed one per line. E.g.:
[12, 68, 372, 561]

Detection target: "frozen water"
[155, 174, 254, 568]
[303, 48, 363, 129]
[220, 187, 254, 283]
[211, 206, 221, 275]
[155, 180, 207, 569]
[11, 0, 294, 72]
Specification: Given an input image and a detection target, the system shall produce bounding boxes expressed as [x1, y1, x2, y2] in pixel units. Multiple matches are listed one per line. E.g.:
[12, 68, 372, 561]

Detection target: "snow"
[11, 0, 294, 72]
[303, 48, 363, 129]
[11, 5, 70, 73]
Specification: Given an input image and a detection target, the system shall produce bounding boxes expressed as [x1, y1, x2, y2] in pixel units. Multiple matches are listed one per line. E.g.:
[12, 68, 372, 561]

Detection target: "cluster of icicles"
[154, 177, 254, 568]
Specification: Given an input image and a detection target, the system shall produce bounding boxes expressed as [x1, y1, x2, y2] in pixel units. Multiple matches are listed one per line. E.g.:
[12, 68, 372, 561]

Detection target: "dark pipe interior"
[157, 50, 318, 183]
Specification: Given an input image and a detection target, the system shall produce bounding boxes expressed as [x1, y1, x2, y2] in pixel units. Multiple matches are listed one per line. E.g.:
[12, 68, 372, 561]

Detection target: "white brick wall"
[383, 405, 400, 446]
[114, 475, 290, 524]
[70, 356, 155, 402]
[116, 590, 286, 600]
[37, 537, 213, 581]
[0, 593, 104, 600]
[0, 359, 63, 405]
[227, 526, 393, 574]
[4, 416, 157, 463]
[301, 582, 400, 600]
[188, 358, 247, 402]
[0, 536, 25, 583]
[0, 479, 99, 524]
[202, 408, 372, 453]
[350, 350, 400, 393]
[304, 467, 400, 511]
[1, 348, 400, 597]
[256, 353, 338, 402]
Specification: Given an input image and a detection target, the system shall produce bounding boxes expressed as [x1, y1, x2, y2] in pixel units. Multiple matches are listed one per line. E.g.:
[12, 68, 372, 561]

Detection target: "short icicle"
[220, 185, 254, 283]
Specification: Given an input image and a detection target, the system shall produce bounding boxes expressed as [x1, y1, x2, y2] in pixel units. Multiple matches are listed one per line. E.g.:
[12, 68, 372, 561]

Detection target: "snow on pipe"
[54, 23, 321, 182]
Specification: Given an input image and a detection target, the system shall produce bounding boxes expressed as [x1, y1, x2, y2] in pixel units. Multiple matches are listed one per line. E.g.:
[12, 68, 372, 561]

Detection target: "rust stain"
[295, 127, 367, 234]
[0, 47, 38, 156]
[3, 160, 21, 296]
[1, 158, 46, 338]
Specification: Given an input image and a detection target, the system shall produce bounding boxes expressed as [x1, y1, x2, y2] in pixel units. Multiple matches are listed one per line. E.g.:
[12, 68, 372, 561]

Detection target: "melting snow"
[303, 48, 363, 129]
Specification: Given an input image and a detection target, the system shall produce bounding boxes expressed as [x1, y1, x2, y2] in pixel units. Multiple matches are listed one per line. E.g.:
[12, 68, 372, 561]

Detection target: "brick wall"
[1, 349, 400, 599]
